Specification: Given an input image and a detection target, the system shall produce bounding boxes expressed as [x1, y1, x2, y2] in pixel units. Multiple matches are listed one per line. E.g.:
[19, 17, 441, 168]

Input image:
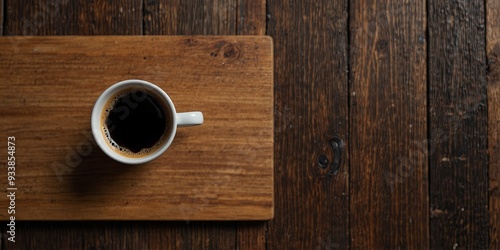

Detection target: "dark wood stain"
[0, 0, 3, 35]
[267, 0, 349, 249]
[428, 0, 489, 248]
[143, 0, 236, 35]
[349, 0, 429, 248]
[487, 0, 500, 248]
[4, 0, 142, 35]
[1, 0, 498, 249]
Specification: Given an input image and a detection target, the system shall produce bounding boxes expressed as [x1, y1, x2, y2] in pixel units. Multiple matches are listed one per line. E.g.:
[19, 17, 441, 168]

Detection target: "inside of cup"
[91, 80, 177, 164]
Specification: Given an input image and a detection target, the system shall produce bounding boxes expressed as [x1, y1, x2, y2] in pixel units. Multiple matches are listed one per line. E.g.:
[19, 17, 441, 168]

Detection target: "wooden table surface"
[0, 0, 498, 249]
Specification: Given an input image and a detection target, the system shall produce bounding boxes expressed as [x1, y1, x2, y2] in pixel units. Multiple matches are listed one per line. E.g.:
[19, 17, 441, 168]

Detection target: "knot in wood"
[222, 44, 240, 59]
[210, 40, 241, 60]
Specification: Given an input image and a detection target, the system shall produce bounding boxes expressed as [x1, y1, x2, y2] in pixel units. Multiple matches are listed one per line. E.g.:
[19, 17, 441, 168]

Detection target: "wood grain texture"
[4, 222, 157, 249]
[349, 1, 428, 248]
[237, 222, 266, 250]
[1, 0, 493, 249]
[2, 2, 144, 249]
[4, 0, 142, 35]
[428, 1, 489, 248]
[182, 222, 237, 249]
[487, 0, 500, 248]
[0, 0, 3, 35]
[143, 0, 237, 35]
[266, 0, 349, 249]
[0, 36, 274, 221]
[237, 0, 266, 35]
[4, 221, 239, 249]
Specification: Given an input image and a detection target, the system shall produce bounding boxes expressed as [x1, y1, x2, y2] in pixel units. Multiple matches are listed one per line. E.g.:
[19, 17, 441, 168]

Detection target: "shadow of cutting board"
[0, 36, 273, 220]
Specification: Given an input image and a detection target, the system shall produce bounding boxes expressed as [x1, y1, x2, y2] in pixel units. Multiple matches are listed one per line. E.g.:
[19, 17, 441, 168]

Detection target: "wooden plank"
[143, 0, 237, 35]
[0, 36, 273, 220]
[4, 222, 140, 249]
[185, 222, 237, 249]
[487, 0, 500, 248]
[0, 0, 3, 35]
[3, 0, 142, 35]
[237, 222, 267, 250]
[266, 0, 349, 249]
[76, 0, 143, 35]
[428, 1, 489, 248]
[4, 222, 97, 249]
[2, 222, 211, 249]
[236, 0, 266, 35]
[349, 0, 428, 248]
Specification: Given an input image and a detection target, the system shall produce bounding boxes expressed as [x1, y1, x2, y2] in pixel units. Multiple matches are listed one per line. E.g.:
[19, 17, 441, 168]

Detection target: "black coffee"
[103, 89, 168, 154]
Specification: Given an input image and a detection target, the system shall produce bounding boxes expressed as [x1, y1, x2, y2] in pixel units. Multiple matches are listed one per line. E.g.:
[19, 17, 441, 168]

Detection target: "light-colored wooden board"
[0, 36, 274, 220]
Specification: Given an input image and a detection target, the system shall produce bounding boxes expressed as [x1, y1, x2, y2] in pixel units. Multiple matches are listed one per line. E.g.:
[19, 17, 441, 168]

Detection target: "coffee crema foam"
[100, 88, 171, 158]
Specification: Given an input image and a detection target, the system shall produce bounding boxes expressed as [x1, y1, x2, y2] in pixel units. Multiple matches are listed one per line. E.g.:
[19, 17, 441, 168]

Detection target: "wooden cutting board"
[0, 36, 274, 220]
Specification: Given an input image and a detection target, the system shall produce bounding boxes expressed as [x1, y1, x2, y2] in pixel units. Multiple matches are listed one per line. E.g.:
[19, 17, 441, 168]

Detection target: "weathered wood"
[266, 0, 349, 248]
[428, 0, 489, 248]
[0, 36, 274, 221]
[237, 222, 267, 250]
[5, 222, 98, 249]
[76, 0, 143, 35]
[183, 222, 237, 249]
[487, 0, 500, 248]
[3, 0, 493, 248]
[4, 0, 142, 35]
[3, 222, 220, 249]
[237, 0, 266, 35]
[0, 0, 4, 35]
[143, 0, 237, 35]
[349, 0, 428, 248]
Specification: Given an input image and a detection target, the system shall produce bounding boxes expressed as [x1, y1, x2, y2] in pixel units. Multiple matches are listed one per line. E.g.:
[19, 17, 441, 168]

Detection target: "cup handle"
[177, 112, 204, 127]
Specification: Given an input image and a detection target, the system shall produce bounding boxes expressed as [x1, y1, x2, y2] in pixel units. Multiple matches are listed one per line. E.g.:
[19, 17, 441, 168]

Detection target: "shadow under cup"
[91, 80, 177, 164]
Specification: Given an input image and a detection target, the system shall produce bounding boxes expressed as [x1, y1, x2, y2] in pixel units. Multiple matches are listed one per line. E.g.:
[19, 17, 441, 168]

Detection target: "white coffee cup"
[91, 79, 203, 164]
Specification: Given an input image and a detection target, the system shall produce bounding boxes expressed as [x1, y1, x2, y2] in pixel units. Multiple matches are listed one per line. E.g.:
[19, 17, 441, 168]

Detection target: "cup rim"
[91, 79, 177, 164]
